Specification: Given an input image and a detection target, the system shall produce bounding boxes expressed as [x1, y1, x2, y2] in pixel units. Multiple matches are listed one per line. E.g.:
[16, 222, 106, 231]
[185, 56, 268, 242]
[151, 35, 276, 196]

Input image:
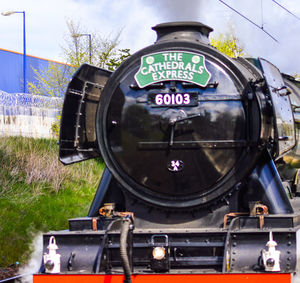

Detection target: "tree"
[28, 62, 73, 97]
[106, 48, 131, 71]
[28, 19, 131, 97]
[63, 19, 130, 70]
[28, 19, 131, 137]
[210, 33, 245, 58]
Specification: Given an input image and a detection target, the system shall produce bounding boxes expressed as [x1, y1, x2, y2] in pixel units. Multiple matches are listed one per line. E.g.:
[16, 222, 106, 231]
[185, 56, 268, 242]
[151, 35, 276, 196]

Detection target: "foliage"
[28, 19, 131, 97]
[106, 48, 131, 71]
[211, 33, 245, 58]
[63, 19, 130, 70]
[51, 115, 61, 138]
[28, 19, 131, 135]
[28, 63, 73, 97]
[0, 136, 104, 267]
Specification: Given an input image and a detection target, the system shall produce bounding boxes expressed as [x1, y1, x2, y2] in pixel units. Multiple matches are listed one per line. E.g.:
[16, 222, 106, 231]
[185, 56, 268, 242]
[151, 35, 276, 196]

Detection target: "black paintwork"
[45, 22, 300, 276]
[96, 40, 267, 209]
[59, 64, 111, 164]
[42, 214, 298, 274]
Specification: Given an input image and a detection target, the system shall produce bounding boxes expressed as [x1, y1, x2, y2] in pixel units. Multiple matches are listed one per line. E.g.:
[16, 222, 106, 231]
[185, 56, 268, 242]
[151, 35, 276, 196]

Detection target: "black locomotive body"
[34, 22, 300, 283]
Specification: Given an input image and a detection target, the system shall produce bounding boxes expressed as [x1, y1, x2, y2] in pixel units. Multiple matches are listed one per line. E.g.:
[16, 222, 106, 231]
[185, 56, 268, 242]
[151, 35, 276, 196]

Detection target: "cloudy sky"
[0, 0, 299, 74]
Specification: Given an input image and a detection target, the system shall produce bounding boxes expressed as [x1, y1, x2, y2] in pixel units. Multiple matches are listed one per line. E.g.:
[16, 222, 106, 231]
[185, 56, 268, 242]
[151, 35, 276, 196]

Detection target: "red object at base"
[33, 273, 291, 283]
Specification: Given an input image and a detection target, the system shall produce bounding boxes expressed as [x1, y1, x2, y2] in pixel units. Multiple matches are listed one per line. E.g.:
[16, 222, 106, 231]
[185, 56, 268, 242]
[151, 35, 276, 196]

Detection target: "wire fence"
[0, 91, 63, 138]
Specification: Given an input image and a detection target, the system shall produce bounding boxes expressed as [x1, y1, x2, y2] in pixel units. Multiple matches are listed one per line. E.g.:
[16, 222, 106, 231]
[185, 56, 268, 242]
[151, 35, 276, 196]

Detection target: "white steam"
[139, 0, 300, 75]
[18, 233, 43, 283]
[142, 0, 204, 22]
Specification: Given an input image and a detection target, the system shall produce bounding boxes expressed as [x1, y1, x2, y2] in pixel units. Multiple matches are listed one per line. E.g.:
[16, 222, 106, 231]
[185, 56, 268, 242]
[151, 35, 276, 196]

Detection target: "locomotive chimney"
[152, 21, 213, 45]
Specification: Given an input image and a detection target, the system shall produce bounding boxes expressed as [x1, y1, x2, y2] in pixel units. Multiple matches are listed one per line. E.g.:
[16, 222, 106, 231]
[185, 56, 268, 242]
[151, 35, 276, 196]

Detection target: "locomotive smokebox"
[59, 20, 294, 214]
[95, 21, 267, 210]
[152, 21, 213, 44]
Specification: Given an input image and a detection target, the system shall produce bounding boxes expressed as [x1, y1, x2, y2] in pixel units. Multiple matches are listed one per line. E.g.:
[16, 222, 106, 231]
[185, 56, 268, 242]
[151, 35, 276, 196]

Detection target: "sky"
[0, 0, 300, 74]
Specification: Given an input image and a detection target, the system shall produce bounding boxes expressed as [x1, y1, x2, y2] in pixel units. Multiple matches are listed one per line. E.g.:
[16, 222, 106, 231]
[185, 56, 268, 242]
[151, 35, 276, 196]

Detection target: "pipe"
[88, 168, 112, 217]
[246, 150, 293, 214]
[120, 218, 132, 283]
[0, 273, 31, 283]
[93, 218, 121, 273]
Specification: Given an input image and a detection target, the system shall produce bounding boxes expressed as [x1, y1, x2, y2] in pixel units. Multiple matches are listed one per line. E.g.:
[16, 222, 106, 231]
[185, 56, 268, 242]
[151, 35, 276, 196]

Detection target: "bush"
[51, 115, 61, 138]
[0, 137, 104, 267]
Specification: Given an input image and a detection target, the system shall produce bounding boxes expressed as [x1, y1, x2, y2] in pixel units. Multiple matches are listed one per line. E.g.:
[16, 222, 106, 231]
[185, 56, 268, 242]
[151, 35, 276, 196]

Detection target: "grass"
[0, 136, 104, 267]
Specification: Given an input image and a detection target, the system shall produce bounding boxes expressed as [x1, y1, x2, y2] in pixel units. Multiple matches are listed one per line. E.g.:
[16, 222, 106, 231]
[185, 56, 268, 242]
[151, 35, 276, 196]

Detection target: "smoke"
[139, 0, 300, 75]
[142, 0, 204, 22]
[18, 233, 43, 283]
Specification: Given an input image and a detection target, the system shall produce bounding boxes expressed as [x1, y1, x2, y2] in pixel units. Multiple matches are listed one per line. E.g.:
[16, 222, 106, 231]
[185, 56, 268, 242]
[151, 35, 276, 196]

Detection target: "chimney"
[152, 21, 213, 45]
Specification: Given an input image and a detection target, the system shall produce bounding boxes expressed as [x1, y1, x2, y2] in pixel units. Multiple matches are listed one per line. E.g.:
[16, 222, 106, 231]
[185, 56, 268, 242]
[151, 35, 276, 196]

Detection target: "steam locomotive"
[34, 22, 300, 283]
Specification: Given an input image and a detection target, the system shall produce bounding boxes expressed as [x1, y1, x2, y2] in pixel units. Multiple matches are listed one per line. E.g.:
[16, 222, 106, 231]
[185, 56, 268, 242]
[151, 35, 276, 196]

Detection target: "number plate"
[148, 93, 198, 107]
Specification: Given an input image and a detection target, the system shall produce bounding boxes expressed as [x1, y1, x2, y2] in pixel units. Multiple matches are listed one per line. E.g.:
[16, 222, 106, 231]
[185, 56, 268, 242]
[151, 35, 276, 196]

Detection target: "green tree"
[106, 48, 131, 71]
[28, 19, 131, 97]
[63, 19, 129, 70]
[211, 33, 245, 58]
[28, 62, 72, 97]
[28, 20, 131, 137]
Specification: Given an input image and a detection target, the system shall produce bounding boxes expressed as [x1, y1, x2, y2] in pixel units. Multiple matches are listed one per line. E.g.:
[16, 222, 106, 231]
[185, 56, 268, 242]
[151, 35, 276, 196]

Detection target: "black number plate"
[148, 93, 198, 107]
